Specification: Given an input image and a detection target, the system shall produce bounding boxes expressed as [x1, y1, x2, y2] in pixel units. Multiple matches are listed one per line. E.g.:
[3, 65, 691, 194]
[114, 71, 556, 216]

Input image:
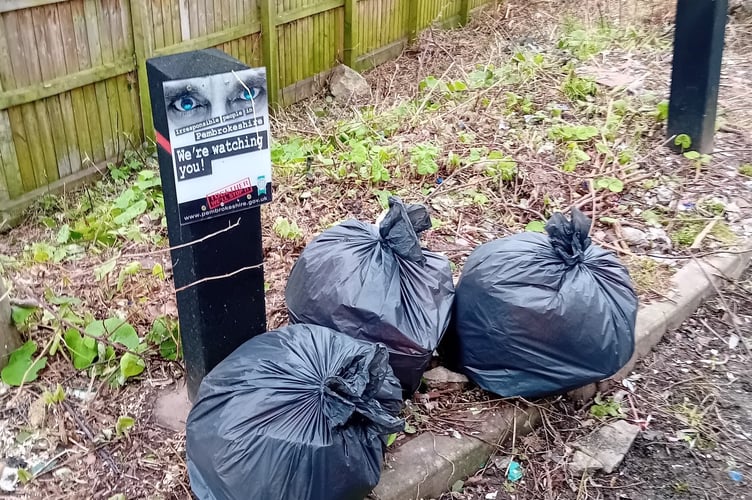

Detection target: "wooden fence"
[0, 0, 494, 216]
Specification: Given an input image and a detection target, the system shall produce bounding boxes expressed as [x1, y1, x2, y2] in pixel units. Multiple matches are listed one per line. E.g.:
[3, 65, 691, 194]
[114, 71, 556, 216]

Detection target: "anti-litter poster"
[161, 67, 272, 225]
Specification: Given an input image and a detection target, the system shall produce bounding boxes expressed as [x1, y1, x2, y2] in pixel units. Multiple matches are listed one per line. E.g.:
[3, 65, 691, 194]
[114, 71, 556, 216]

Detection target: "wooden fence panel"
[0, 0, 139, 200]
[419, 0, 462, 28]
[275, 0, 344, 105]
[0, 0, 494, 211]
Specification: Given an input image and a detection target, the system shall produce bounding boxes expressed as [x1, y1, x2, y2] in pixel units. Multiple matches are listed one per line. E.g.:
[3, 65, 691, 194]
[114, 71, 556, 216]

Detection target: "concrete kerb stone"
[371, 406, 541, 500]
[374, 242, 752, 500]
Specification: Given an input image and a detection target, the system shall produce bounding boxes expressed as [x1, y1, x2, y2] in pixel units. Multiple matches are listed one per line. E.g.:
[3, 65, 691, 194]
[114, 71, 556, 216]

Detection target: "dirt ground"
[437, 268, 752, 500]
[1, 0, 751, 499]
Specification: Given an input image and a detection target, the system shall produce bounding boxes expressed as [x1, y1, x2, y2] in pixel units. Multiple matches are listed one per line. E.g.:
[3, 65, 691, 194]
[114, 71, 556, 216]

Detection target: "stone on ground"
[329, 64, 370, 100]
[569, 420, 641, 474]
[0, 278, 22, 370]
[422, 366, 470, 390]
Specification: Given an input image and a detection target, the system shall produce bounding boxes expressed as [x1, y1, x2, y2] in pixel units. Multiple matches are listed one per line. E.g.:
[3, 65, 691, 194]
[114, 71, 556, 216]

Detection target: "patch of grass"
[670, 217, 736, 248]
[561, 71, 597, 102]
[624, 256, 673, 297]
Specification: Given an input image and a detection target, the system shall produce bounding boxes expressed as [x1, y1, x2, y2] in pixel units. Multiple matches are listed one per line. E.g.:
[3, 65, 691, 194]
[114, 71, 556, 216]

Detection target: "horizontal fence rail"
[0, 0, 494, 213]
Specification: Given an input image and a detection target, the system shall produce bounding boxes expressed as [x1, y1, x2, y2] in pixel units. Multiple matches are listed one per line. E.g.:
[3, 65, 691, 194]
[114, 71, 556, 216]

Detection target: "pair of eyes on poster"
[163, 68, 267, 130]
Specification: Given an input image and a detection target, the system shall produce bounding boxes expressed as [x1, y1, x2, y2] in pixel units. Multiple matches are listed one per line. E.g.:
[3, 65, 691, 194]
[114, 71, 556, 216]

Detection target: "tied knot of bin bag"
[378, 196, 433, 265]
[186, 324, 404, 500]
[285, 197, 455, 395]
[446, 207, 638, 399]
[544, 207, 592, 265]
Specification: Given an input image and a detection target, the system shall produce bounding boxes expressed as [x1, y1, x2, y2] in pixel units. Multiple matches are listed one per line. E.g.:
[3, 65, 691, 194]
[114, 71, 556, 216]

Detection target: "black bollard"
[146, 49, 271, 401]
[667, 0, 729, 153]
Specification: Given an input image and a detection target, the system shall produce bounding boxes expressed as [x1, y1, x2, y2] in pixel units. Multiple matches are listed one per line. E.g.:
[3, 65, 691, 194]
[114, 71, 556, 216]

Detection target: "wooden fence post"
[408, 0, 420, 44]
[459, 0, 470, 25]
[130, 0, 155, 141]
[667, 0, 728, 153]
[344, 0, 359, 68]
[260, 0, 280, 108]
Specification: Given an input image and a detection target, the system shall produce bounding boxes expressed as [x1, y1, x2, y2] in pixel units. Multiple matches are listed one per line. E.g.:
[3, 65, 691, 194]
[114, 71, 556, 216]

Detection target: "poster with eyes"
[162, 67, 272, 225]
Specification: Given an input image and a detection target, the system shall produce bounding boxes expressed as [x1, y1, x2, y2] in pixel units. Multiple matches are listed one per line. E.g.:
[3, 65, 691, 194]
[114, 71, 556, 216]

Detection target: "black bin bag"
[186, 324, 404, 500]
[285, 196, 455, 395]
[448, 208, 638, 398]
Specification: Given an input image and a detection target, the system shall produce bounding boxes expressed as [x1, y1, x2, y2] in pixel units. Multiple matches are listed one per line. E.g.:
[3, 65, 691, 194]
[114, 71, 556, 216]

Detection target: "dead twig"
[174, 263, 265, 293]
[61, 401, 119, 474]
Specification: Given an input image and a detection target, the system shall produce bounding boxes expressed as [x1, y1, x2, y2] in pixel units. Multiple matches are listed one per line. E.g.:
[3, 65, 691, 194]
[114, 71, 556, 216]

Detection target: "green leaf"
[95, 258, 117, 281]
[683, 151, 701, 160]
[152, 263, 165, 280]
[117, 261, 142, 291]
[113, 199, 147, 225]
[115, 415, 135, 437]
[594, 177, 624, 193]
[451, 480, 464, 492]
[159, 338, 179, 361]
[674, 134, 692, 149]
[48, 295, 79, 308]
[107, 495, 126, 500]
[43, 384, 66, 405]
[655, 100, 669, 121]
[641, 209, 662, 227]
[109, 326, 140, 351]
[386, 433, 397, 447]
[11, 306, 37, 328]
[119, 353, 145, 382]
[1, 341, 47, 386]
[404, 423, 417, 434]
[56, 224, 71, 244]
[17, 468, 32, 484]
[525, 221, 546, 233]
[599, 217, 618, 225]
[63, 328, 98, 370]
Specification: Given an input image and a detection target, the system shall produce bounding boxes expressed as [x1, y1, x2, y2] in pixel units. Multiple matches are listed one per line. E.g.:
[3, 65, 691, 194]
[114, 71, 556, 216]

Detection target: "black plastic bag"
[285, 196, 455, 394]
[447, 208, 638, 398]
[186, 324, 404, 500]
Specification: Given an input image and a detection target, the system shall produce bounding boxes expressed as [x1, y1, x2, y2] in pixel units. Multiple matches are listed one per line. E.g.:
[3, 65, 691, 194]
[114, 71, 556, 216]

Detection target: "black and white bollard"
[146, 49, 272, 401]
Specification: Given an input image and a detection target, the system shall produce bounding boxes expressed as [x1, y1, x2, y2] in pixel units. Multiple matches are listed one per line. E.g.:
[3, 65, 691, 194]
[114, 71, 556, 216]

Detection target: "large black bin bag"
[285, 196, 455, 394]
[450, 208, 638, 398]
[186, 324, 404, 500]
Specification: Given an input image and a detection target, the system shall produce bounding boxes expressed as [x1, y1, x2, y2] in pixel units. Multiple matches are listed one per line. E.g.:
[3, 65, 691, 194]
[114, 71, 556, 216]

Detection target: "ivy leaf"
[115, 416, 135, 437]
[11, 306, 37, 328]
[674, 133, 692, 149]
[63, 328, 98, 370]
[119, 353, 145, 382]
[113, 199, 148, 225]
[159, 338, 178, 361]
[85, 318, 140, 351]
[1, 341, 47, 386]
[525, 220, 546, 233]
[683, 151, 701, 160]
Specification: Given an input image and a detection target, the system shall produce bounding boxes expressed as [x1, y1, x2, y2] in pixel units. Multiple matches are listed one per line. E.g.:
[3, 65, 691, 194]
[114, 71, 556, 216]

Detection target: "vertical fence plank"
[260, 0, 279, 106]
[408, 0, 419, 43]
[132, 0, 155, 139]
[69, 0, 102, 163]
[0, 14, 24, 200]
[44, 4, 74, 178]
[459, 0, 469, 25]
[57, 2, 85, 173]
